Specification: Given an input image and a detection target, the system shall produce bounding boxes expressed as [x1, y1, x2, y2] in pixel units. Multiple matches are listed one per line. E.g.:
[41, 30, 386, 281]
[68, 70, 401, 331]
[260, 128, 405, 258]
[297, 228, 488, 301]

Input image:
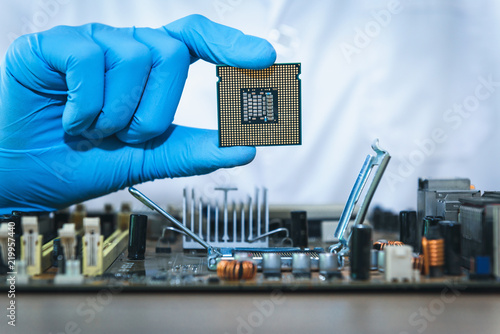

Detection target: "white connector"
[54, 259, 84, 284]
[54, 223, 84, 284]
[384, 245, 413, 282]
[58, 223, 76, 260]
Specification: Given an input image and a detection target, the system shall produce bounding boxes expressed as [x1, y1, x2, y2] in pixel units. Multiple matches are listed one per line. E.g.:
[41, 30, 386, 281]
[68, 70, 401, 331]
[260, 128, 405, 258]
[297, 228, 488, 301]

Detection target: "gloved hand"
[0, 14, 276, 213]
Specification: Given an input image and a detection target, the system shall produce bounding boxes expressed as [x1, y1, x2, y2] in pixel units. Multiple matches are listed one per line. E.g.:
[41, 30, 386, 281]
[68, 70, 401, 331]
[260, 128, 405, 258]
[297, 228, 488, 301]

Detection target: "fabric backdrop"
[1, 0, 499, 212]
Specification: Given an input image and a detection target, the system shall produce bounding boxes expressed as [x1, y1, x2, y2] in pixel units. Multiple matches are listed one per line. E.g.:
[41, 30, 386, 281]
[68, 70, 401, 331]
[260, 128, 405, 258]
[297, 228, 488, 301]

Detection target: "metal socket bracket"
[329, 139, 390, 256]
[129, 187, 223, 270]
[129, 187, 291, 270]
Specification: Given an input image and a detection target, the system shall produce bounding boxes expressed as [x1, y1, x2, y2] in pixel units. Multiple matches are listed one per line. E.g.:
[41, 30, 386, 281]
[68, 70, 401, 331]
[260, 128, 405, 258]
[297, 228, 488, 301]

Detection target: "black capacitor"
[371, 207, 399, 232]
[350, 224, 372, 280]
[128, 214, 148, 260]
[75, 234, 83, 259]
[422, 216, 443, 238]
[399, 211, 418, 252]
[439, 221, 462, 276]
[52, 238, 63, 267]
[101, 204, 116, 239]
[0, 247, 7, 275]
[54, 210, 70, 231]
[426, 225, 441, 239]
[57, 254, 65, 274]
[290, 211, 308, 248]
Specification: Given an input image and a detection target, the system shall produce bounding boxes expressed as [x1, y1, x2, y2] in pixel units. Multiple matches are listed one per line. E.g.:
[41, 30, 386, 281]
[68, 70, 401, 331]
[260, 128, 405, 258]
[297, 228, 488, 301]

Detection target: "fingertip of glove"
[220, 145, 257, 167]
[254, 40, 277, 69]
[165, 14, 276, 70]
[234, 36, 276, 70]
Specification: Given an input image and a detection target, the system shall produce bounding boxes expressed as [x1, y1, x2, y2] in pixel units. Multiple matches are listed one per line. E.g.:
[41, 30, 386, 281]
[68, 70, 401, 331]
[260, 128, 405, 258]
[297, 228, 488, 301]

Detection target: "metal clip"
[247, 227, 290, 243]
[329, 139, 390, 256]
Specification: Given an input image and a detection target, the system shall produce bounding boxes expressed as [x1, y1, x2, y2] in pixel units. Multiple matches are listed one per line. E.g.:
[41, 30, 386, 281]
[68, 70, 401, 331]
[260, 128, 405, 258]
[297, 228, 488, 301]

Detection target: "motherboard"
[1, 142, 499, 293]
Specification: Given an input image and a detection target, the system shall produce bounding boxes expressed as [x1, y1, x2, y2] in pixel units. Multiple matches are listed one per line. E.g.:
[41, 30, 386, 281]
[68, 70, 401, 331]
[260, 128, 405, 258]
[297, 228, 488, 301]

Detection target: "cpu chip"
[217, 63, 301, 147]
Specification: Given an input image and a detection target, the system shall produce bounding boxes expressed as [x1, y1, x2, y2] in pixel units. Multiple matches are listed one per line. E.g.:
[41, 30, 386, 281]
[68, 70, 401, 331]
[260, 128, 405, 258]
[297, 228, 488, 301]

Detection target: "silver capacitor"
[370, 249, 379, 271]
[319, 253, 342, 279]
[262, 253, 282, 279]
[378, 250, 385, 272]
[292, 253, 311, 279]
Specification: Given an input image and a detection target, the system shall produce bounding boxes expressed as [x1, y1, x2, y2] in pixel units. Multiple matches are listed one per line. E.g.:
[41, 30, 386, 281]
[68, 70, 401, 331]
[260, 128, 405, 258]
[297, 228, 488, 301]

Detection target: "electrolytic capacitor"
[400, 211, 419, 252]
[439, 221, 462, 276]
[290, 211, 308, 248]
[350, 224, 372, 280]
[292, 253, 311, 278]
[319, 253, 341, 279]
[57, 254, 65, 274]
[370, 249, 379, 271]
[54, 209, 70, 231]
[52, 238, 63, 267]
[128, 214, 148, 260]
[378, 250, 385, 272]
[422, 216, 443, 238]
[262, 253, 281, 279]
[101, 203, 116, 240]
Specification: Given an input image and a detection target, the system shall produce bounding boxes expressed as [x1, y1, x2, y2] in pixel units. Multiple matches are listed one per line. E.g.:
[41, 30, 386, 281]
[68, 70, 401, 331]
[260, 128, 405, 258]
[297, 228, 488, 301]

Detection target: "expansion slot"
[20, 217, 54, 276]
[82, 217, 128, 276]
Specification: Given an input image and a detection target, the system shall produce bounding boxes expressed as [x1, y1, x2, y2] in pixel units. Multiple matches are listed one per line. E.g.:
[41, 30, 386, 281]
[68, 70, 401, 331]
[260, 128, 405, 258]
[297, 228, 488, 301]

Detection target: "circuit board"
[217, 63, 301, 147]
[2, 209, 500, 293]
[5, 238, 500, 293]
[2, 146, 499, 292]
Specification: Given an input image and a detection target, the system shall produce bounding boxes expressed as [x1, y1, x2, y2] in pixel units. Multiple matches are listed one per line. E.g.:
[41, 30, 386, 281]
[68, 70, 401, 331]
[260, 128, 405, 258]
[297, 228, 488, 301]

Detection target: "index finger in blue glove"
[38, 25, 106, 136]
[162, 14, 276, 69]
[82, 24, 152, 139]
[115, 28, 190, 144]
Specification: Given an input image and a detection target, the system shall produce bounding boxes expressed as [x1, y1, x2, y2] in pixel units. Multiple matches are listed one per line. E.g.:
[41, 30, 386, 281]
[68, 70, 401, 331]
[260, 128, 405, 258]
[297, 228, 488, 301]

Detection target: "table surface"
[3, 291, 500, 334]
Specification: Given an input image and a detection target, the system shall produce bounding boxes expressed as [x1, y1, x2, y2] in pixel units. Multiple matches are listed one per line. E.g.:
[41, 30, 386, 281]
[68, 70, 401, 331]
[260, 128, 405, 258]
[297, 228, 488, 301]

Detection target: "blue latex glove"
[0, 15, 276, 213]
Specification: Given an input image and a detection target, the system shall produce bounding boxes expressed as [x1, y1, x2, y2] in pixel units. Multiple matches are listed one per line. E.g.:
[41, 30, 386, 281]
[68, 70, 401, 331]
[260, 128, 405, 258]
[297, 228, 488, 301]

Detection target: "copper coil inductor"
[373, 240, 404, 251]
[217, 260, 257, 281]
[421, 236, 445, 277]
[412, 254, 425, 273]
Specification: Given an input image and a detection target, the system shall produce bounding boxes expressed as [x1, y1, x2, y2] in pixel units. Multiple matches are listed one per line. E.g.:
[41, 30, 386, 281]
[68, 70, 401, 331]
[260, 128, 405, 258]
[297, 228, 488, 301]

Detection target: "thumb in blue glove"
[0, 14, 276, 213]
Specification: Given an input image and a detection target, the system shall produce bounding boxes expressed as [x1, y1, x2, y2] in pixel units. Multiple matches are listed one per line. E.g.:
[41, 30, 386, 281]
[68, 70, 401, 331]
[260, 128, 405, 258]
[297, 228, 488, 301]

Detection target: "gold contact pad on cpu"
[217, 63, 301, 147]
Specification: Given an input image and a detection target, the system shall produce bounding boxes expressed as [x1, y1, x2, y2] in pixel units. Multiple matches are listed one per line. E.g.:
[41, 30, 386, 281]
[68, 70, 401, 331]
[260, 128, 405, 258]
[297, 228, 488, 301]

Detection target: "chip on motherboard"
[217, 63, 301, 147]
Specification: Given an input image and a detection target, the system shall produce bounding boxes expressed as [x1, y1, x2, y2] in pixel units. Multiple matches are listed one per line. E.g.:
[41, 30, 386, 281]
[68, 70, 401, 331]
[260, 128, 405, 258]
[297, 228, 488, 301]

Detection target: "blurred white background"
[1, 0, 499, 212]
